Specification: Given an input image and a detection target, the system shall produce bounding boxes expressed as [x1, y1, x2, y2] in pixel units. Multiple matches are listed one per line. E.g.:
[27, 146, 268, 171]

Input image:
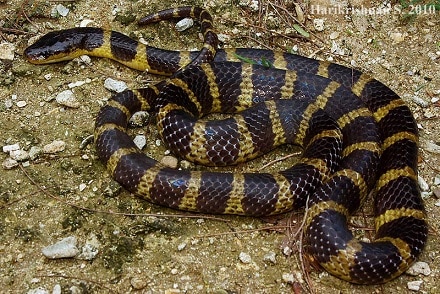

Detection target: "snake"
[24, 6, 428, 284]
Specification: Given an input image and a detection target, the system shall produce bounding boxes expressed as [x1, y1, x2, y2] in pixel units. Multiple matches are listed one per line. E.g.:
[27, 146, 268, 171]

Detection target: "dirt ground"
[1, 0, 439, 293]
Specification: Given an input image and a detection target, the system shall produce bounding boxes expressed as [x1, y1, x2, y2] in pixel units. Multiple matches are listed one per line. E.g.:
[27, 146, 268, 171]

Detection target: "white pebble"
[239, 252, 252, 264]
[412, 96, 429, 107]
[42, 236, 79, 259]
[177, 243, 187, 251]
[56, 90, 80, 108]
[79, 183, 87, 192]
[26, 287, 49, 294]
[329, 31, 339, 40]
[418, 176, 429, 192]
[10, 149, 30, 161]
[133, 135, 146, 150]
[407, 280, 423, 291]
[78, 55, 92, 65]
[423, 140, 440, 154]
[434, 174, 440, 185]
[282, 273, 295, 284]
[407, 261, 431, 276]
[43, 140, 66, 154]
[390, 32, 405, 43]
[52, 284, 61, 294]
[104, 78, 127, 93]
[263, 251, 276, 264]
[5, 99, 13, 109]
[56, 4, 70, 17]
[29, 146, 42, 160]
[0, 42, 16, 60]
[16, 100, 27, 108]
[155, 139, 161, 147]
[313, 19, 325, 31]
[282, 246, 292, 256]
[44, 74, 52, 81]
[176, 18, 194, 32]
[3, 143, 20, 153]
[2, 158, 18, 169]
[80, 19, 94, 27]
[68, 80, 86, 88]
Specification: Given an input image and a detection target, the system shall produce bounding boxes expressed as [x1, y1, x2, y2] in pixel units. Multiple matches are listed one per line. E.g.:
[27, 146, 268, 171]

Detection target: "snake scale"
[24, 6, 428, 284]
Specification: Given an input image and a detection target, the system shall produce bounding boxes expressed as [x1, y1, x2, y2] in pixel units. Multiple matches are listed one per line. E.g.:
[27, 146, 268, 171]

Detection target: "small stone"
[5, 99, 13, 109]
[177, 243, 187, 251]
[104, 78, 127, 93]
[2, 158, 18, 169]
[43, 140, 66, 154]
[52, 284, 61, 294]
[56, 4, 70, 17]
[130, 277, 147, 290]
[0, 42, 15, 60]
[16, 100, 27, 108]
[407, 280, 423, 291]
[313, 19, 325, 31]
[263, 251, 276, 264]
[282, 246, 292, 256]
[80, 19, 94, 27]
[238, 252, 252, 264]
[3, 143, 20, 153]
[412, 95, 429, 107]
[133, 135, 147, 150]
[161, 155, 178, 168]
[176, 18, 194, 32]
[407, 261, 431, 276]
[26, 287, 49, 294]
[9, 149, 30, 161]
[68, 80, 86, 88]
[423, 140, 440, 154]
[79, 183, 87, 192]
[434, 174, 440, 185]
[42, 236, 79, 259]
[56, 90, 80, 108]
[329, 31, 339, 40]
[29, 146, 42, 160]
[390, 32, 405, 43]
[282, 272, 295, 284]
[170, 268, 178, 275]
[418, 176, 429, 192]
[78, 55, 92, 65]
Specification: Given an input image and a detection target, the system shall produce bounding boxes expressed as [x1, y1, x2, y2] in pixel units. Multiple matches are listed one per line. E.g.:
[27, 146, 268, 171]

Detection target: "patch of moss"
[61, 210, 88, 231]
[115, 11, 137, 26]
[102, 234, 143, 274]
[14, 227, 38, 242]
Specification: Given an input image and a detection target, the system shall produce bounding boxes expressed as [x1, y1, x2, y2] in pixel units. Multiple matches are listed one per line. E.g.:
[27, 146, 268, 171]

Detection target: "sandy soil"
[1, 0, 439, 293]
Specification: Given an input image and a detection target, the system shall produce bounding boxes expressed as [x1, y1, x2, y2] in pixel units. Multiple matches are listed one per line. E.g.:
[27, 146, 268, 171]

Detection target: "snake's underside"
[24, 6, 428, 284]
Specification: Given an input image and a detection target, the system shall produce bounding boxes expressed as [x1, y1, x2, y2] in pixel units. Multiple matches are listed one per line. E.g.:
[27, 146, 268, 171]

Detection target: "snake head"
[24, 27, 104, 64]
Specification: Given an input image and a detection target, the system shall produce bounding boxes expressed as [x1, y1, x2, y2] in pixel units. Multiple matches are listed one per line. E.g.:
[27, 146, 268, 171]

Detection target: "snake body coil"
[24, 7, 427, 284]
